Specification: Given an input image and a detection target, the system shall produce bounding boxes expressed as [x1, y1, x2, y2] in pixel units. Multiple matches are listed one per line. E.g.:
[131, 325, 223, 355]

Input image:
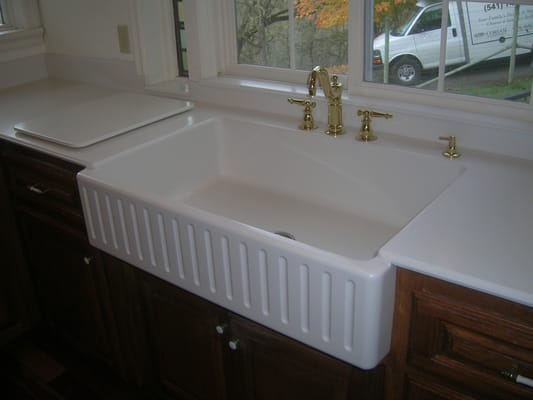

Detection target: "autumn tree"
[294, 0, 348, 72]
[295, 0, 349, 29]
[236, 0, 348, 70]
[374, 0, 417, 33]
[235, 0, 289, 66]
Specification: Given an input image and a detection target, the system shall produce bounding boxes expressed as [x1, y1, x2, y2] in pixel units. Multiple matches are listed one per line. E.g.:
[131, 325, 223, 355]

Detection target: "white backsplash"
[36, 54, 533, 161]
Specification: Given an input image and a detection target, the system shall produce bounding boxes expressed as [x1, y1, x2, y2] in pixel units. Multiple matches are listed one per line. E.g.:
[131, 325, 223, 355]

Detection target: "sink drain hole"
[274, 231, 296, 240]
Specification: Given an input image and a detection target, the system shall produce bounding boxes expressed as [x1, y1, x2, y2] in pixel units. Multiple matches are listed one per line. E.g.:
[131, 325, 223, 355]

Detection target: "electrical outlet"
[117, 25, 131, 54]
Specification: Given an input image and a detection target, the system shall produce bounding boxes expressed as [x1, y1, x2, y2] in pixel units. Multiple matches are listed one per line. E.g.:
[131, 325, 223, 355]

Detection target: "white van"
[373, 0, 533, 85]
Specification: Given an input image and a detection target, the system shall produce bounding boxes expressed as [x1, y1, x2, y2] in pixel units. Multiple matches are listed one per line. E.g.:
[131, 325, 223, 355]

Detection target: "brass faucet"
[439, 136, 461, 159]
[287, 97, 317, 130]
[356, 110, 393, 141]
[307, 66, 344, 136]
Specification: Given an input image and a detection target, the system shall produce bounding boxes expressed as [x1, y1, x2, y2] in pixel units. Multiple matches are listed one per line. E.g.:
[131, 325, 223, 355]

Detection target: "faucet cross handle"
[288, 97, 317, 130]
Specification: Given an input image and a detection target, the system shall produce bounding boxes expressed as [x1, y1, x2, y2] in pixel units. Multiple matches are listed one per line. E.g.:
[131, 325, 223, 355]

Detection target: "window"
[233, 0, 348, 72]
[214, 0, 532, 119]
[0, 0, 43, 58]
[0, 0, 41, 33]
[0, 0, 9, 29]
[367, 0, 533, 104]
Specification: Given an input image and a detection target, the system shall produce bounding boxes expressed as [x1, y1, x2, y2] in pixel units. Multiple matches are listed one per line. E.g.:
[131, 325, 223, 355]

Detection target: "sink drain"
[274, 231, 296, 240]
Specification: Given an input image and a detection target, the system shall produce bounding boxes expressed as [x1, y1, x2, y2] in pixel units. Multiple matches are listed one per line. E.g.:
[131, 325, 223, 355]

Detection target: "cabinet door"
[0, 156, 36, 345]
[0, 224, 32, 343]
[0, 219, 31, 343]
[17, 211, 113, 365]
[100, 254, 151, 385]
[140, 272, 228, 400]
[227, 314, 384, 400]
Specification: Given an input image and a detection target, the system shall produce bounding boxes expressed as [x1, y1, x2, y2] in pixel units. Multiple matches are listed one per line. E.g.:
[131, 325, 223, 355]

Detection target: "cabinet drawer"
[407, 275, 533, 399]
[2, 143, 84, 222]
[404, 371, 478, 400]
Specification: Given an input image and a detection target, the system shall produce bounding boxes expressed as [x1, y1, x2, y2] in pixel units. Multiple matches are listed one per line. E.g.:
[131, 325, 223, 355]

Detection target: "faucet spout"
[307, 66, 344, 136]
[308, 66, 332, 97]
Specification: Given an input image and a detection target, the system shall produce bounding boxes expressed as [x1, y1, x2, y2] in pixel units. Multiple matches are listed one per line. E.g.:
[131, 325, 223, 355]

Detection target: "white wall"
[39, 0, 133, 61]
[1, 0, 141, 90]
[39, 0, 144, 89]
[0, 54, 47, 89]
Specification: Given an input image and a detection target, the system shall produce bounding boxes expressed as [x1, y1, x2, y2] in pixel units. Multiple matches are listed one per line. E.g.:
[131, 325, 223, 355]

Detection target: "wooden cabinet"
[0, 141, 385, 400]
[138, 270, 384, 400]
[385, 268, 533, 400]
[0, 143, 37, 345]
[17, 213, 114, 363]
[6, 140, 532, 400]
[227, 313, 384, 400]
[98, 253, 151, 384]
[140, 270, 228, 399]
[0, 142, 116, 365]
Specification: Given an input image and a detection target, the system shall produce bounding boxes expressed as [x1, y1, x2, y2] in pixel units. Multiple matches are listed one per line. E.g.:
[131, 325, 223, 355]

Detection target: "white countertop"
[14, 92, 192, 148]
[381, 153, 533, 307]
[1, 79, 532, 308]
[0, 80, 198, 168]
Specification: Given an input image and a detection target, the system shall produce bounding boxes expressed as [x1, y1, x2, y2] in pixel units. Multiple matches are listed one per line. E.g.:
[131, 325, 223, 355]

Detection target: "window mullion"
[218, 0, 238, 72]
[437, 0, 450, 92]
[348, 0, 366, 93]
[288, 0, 296, 70]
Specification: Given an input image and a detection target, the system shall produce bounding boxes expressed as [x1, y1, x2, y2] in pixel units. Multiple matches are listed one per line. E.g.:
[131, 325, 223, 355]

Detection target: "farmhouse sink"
[78, 116, 463, 369]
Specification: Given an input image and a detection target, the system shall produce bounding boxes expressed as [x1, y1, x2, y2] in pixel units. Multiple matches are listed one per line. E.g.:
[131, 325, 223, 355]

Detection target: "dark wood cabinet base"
[385, 268, 533, 400]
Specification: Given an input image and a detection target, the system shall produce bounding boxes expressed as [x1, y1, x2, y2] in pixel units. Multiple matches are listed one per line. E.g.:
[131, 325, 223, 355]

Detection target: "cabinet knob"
[27, 184, 50, 195]
[83, 256, 93, 265]
[228, 339, 240, 351]
[215, 324, 227, 335]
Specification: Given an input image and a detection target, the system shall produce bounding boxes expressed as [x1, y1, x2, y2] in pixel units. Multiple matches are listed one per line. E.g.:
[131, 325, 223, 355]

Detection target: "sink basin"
[78, 116, 463, 369]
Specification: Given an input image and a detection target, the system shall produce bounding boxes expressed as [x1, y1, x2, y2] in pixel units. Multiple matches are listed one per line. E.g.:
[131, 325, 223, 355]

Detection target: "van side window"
[410, 6, 449, 34]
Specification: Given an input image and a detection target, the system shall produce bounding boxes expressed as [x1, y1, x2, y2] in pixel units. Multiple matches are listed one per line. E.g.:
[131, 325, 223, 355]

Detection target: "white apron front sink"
[78, 116, 463, 369]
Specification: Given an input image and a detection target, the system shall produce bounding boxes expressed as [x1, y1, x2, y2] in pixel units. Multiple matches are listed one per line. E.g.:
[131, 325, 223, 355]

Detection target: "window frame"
[204, 0, 533, 122]
[0, 0, 12, 30]
[0, 0, 44, 61]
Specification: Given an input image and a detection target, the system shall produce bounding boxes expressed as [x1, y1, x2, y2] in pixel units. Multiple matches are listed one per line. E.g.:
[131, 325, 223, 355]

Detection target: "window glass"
[234, 0, 349, 73]
[444, 1, 533, 103]
[173, 0, 188, 77]
[235, 0, 289, 67]
[367, 0, 533, 104]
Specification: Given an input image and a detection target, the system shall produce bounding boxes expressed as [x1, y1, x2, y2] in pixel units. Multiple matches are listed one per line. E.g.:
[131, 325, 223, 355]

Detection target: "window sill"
[0, 27, 44, 61]
[151, 75, 530, 127]
[144, 78, 191, 98]
[144, 75, 533, 160]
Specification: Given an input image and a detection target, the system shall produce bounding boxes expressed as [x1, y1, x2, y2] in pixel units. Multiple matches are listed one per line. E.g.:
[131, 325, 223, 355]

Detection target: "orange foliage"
[326, 64, 348, 74]
[295, 0, 349, 29]
[295, 0, 416, 28]
[374, 0, 416, 24]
